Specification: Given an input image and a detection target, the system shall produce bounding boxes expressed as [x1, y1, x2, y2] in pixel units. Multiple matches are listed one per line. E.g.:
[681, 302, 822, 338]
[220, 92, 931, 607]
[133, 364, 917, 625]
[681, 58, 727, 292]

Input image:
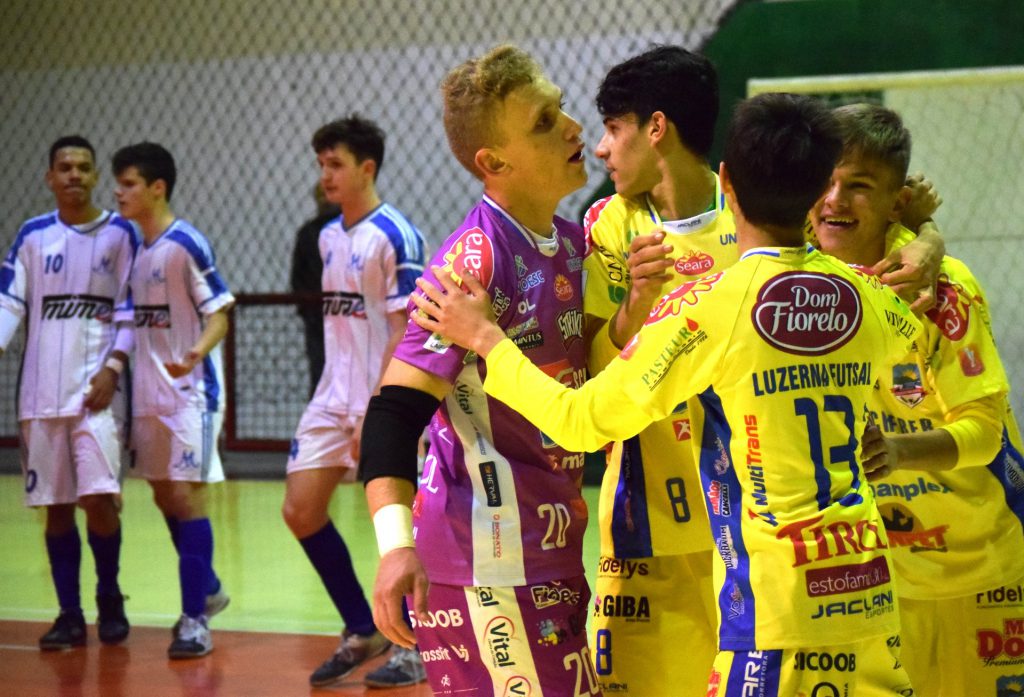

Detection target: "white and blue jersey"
[0, 209, 137, 419]
[129, 219, 234, 416]
[308, 202, 425, 416]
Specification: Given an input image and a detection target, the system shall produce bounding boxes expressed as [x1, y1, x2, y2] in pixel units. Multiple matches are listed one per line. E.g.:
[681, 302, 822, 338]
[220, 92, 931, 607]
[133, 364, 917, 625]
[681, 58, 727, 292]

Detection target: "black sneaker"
[309, 629, 391, 687]
[96, 592, 130, 644]
[39, 610, 86, 650]
[364, 645, 428, 688]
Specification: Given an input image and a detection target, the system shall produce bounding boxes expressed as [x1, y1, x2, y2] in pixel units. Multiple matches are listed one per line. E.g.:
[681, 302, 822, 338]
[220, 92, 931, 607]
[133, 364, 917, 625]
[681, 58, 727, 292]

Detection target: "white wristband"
[104, 356, 125, 375]
[372, 504, 415, 556]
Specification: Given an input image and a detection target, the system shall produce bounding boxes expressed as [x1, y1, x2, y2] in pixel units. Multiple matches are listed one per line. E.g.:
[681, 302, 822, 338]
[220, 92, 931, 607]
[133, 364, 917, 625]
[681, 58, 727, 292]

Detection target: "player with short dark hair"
[361, 45, 598, 695]
[1, 135, 134, 651]
[411, 92, 921, 696]
[283, 114, 427, 688]
[113, 141, 234, 659]
[814, 102, 1024, 697]
[582, 46, 947, 694]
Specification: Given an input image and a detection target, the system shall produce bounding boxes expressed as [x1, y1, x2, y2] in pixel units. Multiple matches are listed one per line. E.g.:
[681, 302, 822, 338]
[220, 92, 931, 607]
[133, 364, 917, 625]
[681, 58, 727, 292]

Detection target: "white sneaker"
[168, 614, 212, 659]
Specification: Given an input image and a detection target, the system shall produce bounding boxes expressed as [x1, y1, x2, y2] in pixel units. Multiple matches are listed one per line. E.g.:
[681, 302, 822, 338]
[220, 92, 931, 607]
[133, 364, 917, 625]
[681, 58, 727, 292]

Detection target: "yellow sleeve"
[483, 338, 655, 453]
[939, 393, 1006, 469]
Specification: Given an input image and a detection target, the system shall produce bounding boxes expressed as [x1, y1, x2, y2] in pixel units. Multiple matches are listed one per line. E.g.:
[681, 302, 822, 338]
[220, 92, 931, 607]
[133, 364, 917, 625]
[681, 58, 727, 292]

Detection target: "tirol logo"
[752, 272, 862, 356]
[646, 273, 723, 325]
[674, 250, 714, 276]
[442, 227, 495, 288]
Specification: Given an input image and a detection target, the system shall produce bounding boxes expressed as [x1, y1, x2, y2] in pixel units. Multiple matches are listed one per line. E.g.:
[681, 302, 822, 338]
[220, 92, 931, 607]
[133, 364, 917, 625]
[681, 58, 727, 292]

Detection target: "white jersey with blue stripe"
[309, 202, 426, 416]
[0, 209, 137, 419]
[129, 219, 234, 416]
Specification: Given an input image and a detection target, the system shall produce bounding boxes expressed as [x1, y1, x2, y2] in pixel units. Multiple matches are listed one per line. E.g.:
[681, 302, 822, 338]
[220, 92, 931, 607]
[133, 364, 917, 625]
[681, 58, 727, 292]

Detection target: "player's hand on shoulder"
[84, 367, 118, 411]
[410, 267, 504, 356]
[372, 546, 428, 648]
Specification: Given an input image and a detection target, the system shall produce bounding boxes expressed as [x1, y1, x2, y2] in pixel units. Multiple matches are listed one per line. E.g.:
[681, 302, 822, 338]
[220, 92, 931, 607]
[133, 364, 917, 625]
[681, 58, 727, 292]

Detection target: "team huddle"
[3, 42, 1022, 697]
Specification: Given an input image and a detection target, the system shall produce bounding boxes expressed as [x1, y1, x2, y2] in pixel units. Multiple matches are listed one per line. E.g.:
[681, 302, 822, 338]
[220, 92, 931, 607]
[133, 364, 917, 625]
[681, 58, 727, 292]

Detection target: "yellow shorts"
[708, 634, 913, 697]
[591, 552, 717, 696]
[899, 576, 1024, 697]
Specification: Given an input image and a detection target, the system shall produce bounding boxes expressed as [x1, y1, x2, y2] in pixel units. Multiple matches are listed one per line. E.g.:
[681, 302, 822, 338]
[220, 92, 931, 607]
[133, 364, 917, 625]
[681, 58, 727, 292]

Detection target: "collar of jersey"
[741, 243, 817, 261]
[143, 218, 180, 248]
[59, 209, 111, 236]
[644, 172, 723, 235]
[482, 195, 559, 256]
[340, 202, 385, 233]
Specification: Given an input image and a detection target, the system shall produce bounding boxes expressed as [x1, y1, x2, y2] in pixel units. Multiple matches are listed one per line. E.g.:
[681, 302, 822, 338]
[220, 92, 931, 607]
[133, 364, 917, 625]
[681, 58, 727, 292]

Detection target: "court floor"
[0, 473, 601, 695]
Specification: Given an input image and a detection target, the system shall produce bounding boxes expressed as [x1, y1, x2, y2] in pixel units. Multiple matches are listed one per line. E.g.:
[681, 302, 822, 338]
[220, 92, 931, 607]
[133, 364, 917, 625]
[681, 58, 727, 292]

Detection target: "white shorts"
[131, 409, 225, 483]
[20, 411, 123, 507]
[286, 407, 359, 481]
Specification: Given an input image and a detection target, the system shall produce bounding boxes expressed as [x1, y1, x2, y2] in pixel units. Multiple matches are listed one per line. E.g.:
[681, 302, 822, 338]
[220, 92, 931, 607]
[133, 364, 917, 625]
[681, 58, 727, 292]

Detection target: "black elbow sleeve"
[359, 384, 440, 486]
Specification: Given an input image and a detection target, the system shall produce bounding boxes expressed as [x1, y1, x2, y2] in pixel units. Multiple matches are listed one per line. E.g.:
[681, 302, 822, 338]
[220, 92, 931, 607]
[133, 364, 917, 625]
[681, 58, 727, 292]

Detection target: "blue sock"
[45, 528, 82, 613]
[299, 521, 374, 634]
[167, 515, 221, 595]
[177, 518, 214, 618]
[87, 527, 122, 597]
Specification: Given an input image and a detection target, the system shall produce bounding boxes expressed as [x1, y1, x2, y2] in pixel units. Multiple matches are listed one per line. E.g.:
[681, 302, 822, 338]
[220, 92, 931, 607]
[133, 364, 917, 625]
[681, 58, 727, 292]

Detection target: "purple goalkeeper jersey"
[393, 197, 589, 587]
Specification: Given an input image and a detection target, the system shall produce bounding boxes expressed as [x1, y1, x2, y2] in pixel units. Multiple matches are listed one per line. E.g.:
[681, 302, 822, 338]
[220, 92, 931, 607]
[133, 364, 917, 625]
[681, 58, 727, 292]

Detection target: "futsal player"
[411, 93, 922, 696]
[0, 136, 133, 650]
[360, 45, 600, 695]
[281, 115, 427, 688]
[581, 46, 944, 695]
[813, 103, 1024, 697]
[113, 142, 234, 659]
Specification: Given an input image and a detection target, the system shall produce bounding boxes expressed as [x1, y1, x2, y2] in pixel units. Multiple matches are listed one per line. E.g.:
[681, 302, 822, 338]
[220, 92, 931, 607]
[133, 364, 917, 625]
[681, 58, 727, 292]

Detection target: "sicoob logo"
[752, 272, 862, 356]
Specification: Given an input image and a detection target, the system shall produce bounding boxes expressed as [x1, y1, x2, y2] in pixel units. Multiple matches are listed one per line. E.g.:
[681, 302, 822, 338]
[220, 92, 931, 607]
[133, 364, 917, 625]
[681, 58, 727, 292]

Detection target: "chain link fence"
[0, 0, 739, 442]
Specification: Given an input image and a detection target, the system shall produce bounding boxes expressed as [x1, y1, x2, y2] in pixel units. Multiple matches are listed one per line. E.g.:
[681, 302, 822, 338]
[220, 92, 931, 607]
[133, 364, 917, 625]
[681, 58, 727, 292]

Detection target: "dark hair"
[111, 142, 178, 201]
[597, 45, 718, 158]
[723, 93, 842, 229]
[832, 103, 912, 185]
[49, 135, 95, 168]
[311, 115, 386, 179]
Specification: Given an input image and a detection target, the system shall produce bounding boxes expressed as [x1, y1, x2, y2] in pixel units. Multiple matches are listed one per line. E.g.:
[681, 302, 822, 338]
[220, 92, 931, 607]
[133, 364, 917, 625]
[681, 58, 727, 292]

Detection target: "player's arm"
[598, 231, 674, 357]
[361, 357, 449, 648]
[872, 173, 945, 313]
[865, 394, 1004, 480]
[350, 310, 408, 462]
[410, 267, 663, 451]
[165, 305, 232, 378]
[0, 237, 30, 357]
[0, 307, 20, 357]
[83, 323, 134, 411]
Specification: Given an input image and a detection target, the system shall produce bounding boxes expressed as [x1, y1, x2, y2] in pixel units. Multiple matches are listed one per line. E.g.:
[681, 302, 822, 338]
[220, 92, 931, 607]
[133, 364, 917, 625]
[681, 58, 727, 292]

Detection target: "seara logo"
[442, 227, 495, 288]
[752, 272, 862, 356]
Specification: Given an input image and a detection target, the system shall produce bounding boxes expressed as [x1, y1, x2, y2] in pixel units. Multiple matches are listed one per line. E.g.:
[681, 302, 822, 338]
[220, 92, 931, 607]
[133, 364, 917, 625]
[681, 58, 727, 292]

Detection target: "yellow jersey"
[485, 245, 921, 649]
[583, 177, 738, 558]
[870, 226, 1024, 599]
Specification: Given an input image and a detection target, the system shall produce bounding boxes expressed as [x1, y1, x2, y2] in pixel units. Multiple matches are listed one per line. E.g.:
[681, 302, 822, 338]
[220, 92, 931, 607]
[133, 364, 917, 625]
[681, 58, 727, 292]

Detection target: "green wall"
[704, 0, 1024, 162]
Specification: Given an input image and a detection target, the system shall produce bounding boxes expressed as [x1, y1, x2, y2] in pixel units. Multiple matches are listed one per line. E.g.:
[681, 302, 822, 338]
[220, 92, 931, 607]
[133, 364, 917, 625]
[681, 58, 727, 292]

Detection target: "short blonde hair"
[441, 45, 542, 179]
